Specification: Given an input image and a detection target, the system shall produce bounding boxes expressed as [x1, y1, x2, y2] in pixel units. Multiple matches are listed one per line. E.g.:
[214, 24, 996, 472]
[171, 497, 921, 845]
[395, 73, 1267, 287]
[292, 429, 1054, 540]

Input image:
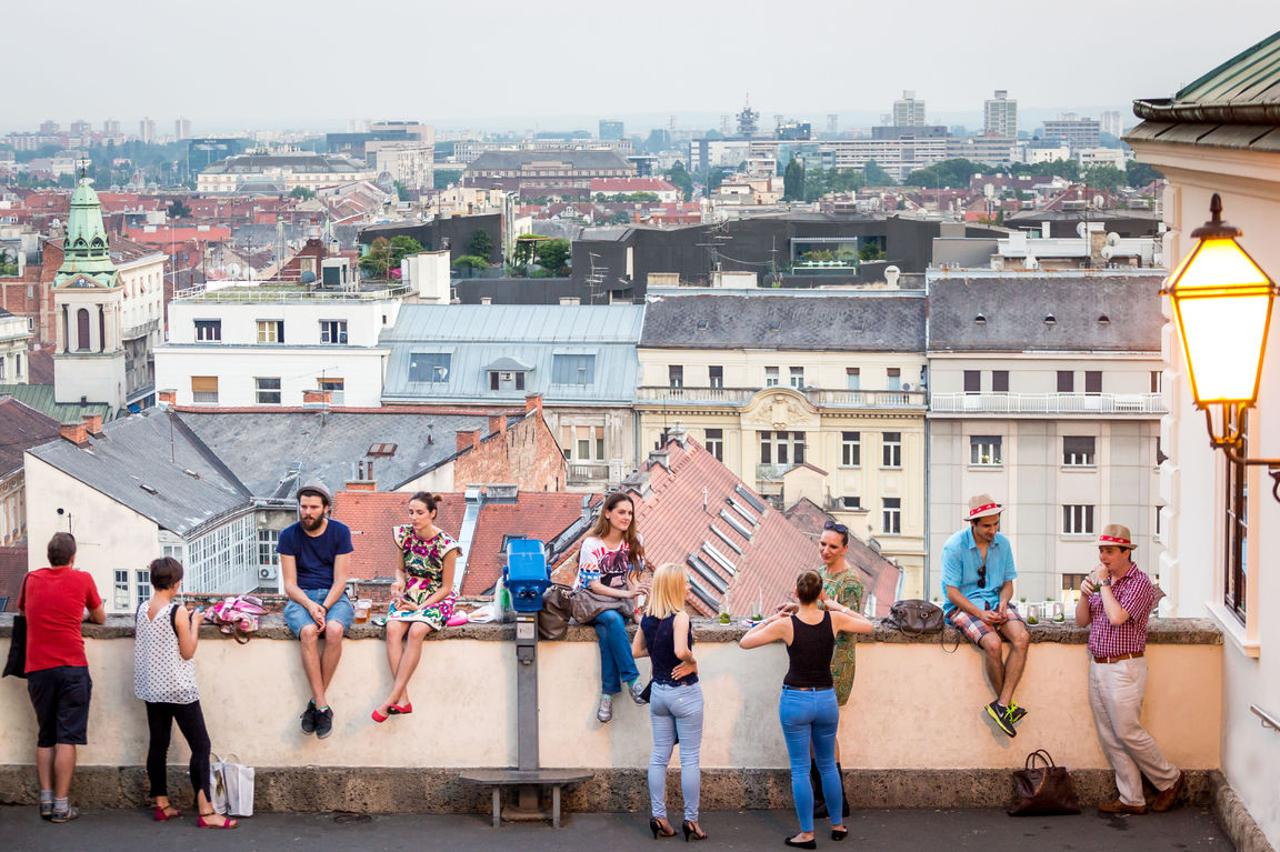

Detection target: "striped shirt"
[1087, 564, 1157, 658]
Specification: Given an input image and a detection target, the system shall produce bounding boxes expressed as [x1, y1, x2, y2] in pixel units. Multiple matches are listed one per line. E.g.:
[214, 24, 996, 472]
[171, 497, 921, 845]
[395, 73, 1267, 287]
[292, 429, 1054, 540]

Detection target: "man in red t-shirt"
[17, 532, 106, 824]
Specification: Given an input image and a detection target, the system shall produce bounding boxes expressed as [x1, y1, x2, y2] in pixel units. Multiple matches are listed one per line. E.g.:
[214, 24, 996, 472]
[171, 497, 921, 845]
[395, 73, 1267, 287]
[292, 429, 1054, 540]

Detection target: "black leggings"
[145, 700, 212, 805]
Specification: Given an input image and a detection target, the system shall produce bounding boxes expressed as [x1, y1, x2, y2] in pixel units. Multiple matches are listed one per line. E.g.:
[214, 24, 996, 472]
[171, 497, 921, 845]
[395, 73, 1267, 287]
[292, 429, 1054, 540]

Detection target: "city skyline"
[4, 0, 1276, 133]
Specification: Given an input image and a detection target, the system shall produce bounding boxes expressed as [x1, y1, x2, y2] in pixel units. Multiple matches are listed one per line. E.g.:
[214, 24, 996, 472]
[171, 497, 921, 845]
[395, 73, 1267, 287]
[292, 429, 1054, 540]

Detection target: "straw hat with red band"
[965, 494, 1003, 521]
[1097, 523, 1136, 550]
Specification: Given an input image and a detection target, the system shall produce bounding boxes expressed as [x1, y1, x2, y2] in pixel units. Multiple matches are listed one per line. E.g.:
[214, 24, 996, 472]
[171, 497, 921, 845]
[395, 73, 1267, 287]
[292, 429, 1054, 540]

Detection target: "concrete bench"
[460, 768, 594, 828]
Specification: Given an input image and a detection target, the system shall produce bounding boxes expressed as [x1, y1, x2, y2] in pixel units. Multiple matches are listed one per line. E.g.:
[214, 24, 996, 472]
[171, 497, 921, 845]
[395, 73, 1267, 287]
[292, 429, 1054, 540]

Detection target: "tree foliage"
[664, 161, 694, 202]
[1083, 165, 1126, 193]
[360, 237, 393, 277]
[534, 238, 571, 275]
[389, 235, 424, 267]
[451, 255, 489, 273]
[902, 158, 988, 188]
[863, 159, 894, 186]
[466, 229, 494, 259]
[168, 199, 192, 219]
[783, 157, 804, 201]
[1125, 160, 1162, 187]
[289, 185, 315, 200]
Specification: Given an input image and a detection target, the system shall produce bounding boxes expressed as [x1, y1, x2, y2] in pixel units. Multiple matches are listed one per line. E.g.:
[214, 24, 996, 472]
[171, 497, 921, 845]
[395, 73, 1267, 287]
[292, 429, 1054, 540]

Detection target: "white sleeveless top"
[134, 601, 199, 704]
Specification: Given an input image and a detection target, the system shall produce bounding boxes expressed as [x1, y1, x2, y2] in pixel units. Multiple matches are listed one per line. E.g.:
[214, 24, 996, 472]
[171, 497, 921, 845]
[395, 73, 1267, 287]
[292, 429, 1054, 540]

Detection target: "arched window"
[76, 307, 91, 351]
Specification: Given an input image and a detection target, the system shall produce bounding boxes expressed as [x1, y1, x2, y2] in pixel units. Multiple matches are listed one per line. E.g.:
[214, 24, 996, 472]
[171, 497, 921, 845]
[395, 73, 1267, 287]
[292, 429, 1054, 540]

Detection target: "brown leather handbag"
[537, 584, 575, 640]
[886, 599, 944, 634]
[1008, 749, 1081, 816]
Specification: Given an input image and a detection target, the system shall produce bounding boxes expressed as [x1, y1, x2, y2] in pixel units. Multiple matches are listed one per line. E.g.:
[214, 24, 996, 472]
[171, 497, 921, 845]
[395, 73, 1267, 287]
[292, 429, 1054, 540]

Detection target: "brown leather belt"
[1093, 651, 1144, 664]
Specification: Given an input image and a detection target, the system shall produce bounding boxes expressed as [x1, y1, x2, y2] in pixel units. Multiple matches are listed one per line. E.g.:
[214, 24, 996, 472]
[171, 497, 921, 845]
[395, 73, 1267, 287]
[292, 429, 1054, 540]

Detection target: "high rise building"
[69, 120, 92, 137]
[1100, 110, 1123, 139]
[598, 119, 624, 140]
[1042, 115, 1101, 150]
[736, 98, 760, 136]
[983, 90, 1017, 137]
[103, 119, 121, 136]
[39, 120, 60, 134]
[139, 117, 156, 143]
[892, 91, 926, 127]
[175, 117, 192, 140]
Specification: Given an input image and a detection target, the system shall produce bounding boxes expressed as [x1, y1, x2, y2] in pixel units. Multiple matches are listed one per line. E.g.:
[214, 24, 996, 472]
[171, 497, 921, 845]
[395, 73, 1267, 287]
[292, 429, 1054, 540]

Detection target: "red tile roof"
[333, 489, 593, 597]
[0, 397, 61, 477]
[0, 544, 26, 612]
[556, 436, 849, 618]
[125, 225, 232, 244]
[589, 178, 678, 194]
[782, 497, 901, 616]
[334, 491, 466, 582]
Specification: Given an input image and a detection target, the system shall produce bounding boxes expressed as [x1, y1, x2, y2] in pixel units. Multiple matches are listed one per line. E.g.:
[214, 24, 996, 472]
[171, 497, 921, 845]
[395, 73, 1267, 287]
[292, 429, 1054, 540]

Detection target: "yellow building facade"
[636, 292, 928, 595]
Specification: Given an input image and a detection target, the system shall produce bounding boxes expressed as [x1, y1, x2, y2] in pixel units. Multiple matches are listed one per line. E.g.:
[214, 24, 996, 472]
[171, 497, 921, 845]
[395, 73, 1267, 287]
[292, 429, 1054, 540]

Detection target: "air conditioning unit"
[258, 565, 278, 581]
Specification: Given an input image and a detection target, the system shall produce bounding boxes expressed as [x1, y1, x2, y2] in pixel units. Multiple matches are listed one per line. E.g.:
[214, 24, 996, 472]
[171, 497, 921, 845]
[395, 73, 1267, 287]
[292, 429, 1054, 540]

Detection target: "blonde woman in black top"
[741, 571, 873, 849]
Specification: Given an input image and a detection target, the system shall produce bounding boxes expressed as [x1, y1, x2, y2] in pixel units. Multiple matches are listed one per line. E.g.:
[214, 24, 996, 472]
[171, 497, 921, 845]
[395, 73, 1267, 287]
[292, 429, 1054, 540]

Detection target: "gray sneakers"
[50, 805, 80, 824]
[628, 680, 648, 705]
[597, 694, 614, 723]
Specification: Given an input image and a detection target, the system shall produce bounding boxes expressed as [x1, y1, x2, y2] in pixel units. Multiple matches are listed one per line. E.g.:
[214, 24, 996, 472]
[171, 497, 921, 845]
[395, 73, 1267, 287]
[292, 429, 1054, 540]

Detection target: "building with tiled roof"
[335, 486, 597, 598]
[0, 397, 60, 548]
[589, 178, 679, 202]
[636, 289, 929, 596]
[197, 152, 377, 194]
[555, 430, 848, 618]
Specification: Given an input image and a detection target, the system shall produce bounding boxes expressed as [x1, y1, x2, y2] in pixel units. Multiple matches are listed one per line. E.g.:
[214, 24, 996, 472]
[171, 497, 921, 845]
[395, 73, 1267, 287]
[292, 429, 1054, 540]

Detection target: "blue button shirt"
[940, 526, 1017, 615]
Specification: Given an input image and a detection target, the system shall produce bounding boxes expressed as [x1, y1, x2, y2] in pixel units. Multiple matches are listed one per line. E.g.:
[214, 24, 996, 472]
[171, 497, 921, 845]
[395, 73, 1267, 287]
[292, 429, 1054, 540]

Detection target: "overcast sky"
[8, 0, 1278, 134]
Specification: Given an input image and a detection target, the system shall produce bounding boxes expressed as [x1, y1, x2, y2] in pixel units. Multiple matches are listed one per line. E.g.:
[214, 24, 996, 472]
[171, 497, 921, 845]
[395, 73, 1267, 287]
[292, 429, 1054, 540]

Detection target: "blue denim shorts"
[284, 589, 354, 638]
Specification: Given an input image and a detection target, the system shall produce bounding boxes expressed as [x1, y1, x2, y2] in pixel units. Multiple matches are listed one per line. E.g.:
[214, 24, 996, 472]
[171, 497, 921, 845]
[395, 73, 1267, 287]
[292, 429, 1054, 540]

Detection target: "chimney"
[81, 413, 104, 436]
[158, 389, 176, 407]
[488, 412, 507, 436]
[456, 429, 481, 452]
[302, 389, 333, 406]
[883, 265, 901, 289]
[524, 393, 543, 415]
[345, 459, 376, 492]
[59, 422, 90, 447]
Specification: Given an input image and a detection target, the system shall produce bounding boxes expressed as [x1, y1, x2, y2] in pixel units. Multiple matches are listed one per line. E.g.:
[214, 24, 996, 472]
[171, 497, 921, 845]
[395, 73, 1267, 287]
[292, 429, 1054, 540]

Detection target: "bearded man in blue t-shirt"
[278, 482, 354, 739]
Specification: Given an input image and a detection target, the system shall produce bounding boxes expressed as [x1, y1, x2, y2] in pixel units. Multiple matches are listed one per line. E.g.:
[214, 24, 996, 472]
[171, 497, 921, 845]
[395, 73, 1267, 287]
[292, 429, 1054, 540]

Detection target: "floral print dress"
[821, 565, 865, 707]
[387, 524, 460, 629]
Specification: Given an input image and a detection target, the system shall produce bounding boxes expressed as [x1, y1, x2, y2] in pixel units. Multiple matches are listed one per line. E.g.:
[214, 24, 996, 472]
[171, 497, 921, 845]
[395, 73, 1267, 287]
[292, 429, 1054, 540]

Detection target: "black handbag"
[885, 599, 944, 635]
[3, 574, 30, 679]
[1008, 749, 1081, 816]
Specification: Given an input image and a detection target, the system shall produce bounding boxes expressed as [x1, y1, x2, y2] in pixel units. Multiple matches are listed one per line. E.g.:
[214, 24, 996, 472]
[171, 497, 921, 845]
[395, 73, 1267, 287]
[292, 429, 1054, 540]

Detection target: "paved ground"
[0, 805, 1232, 851]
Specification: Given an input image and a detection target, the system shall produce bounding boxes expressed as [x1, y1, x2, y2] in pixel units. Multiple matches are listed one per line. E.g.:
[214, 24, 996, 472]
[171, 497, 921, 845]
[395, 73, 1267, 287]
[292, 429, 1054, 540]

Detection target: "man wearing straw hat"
[941, 494, 1030, 738]
[1076, 523, 1184, 815]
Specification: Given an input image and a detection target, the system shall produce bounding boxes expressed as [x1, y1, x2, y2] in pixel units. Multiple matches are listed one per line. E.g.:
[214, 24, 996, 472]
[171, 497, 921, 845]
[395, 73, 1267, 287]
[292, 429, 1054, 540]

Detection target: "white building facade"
[1127, 36, 1280, 848]
[926, 273, 1167, 604]
[155, 282, 404, 408]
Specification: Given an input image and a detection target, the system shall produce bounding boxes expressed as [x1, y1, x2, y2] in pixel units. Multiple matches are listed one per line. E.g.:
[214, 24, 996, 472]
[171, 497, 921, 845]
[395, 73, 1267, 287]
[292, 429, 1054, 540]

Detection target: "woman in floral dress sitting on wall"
[372, 492, 459, 723]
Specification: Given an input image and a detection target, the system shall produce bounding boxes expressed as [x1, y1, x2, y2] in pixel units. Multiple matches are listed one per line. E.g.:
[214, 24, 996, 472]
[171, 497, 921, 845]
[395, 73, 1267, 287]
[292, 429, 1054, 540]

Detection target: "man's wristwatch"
[1101, 578, 1112, 587]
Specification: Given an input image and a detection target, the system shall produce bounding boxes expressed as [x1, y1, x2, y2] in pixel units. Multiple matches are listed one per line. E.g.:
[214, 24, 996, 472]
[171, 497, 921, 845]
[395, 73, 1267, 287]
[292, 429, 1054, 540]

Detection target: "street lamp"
[1163, 193, 1280, 500]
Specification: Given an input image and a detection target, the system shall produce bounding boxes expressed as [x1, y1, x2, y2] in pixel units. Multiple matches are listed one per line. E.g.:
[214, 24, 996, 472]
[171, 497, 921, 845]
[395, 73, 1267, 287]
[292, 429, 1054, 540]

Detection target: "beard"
[301, 515, 323, 531]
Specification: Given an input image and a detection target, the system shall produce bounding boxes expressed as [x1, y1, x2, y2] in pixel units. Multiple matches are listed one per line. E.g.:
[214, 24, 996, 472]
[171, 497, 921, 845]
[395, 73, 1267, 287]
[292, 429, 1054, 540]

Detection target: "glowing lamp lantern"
[1165, 194, 1278, 408]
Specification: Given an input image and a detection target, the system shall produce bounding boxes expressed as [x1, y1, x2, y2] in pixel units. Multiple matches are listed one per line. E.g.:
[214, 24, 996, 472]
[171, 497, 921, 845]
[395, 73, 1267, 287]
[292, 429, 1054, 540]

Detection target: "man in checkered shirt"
[1076, 523, 1184, 816]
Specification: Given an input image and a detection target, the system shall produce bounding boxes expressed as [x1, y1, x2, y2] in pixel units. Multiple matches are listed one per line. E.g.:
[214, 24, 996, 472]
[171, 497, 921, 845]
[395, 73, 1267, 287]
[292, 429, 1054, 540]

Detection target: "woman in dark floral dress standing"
[372, 492, 459, 723]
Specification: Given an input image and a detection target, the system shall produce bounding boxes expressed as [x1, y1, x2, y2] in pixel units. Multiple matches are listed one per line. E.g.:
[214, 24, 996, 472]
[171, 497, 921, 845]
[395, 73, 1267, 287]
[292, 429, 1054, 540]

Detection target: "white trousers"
[1087, 657, 1180, 806]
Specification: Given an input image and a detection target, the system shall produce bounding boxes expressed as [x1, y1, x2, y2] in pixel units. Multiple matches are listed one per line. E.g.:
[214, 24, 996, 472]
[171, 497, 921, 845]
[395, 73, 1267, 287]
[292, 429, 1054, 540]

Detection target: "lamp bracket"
[1204, 404, 1280, 503]
[1189, 193, 1243, 240]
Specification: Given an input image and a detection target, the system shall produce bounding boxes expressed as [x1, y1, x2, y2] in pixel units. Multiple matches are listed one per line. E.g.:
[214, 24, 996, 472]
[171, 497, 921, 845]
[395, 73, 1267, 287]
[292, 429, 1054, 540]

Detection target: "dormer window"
[489, 370, 526, 391]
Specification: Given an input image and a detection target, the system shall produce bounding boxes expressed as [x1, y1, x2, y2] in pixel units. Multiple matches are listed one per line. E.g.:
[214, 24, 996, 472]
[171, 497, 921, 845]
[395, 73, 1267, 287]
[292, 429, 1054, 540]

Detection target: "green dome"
[56, 177, 117, 287]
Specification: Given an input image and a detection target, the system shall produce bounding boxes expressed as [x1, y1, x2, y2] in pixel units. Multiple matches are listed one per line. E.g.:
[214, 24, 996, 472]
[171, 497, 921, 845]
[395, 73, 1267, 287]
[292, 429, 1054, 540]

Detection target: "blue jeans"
[779, 687, 843, 833]
[284, 589, 354, 638]
[592, 609, 639, 695]
[649, 682, 704, 822]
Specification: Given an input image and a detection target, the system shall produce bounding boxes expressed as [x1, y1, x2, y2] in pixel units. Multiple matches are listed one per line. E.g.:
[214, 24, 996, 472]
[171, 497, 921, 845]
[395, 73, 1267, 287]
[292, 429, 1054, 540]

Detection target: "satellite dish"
[1076, 222, 1088, 237]
[1105, 232, 1121, 247]
[1093, 194, 1105, 208]
[1100, 246, 1115, 260]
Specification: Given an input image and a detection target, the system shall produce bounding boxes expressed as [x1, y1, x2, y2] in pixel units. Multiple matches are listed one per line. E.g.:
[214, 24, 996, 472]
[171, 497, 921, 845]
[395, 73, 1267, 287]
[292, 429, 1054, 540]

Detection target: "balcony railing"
[637, 386, 927, 409]
[173, 283, 411, 302]
[122, 318, 160, 340]
[756, 463, 795, 481]
[929, 392, 1166, 415]
[567, 462, 610, 484]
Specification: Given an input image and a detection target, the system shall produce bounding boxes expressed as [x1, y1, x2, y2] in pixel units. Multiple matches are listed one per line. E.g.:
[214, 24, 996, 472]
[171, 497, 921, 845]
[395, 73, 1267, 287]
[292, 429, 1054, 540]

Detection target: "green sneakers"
[986, 701, 1017, 737]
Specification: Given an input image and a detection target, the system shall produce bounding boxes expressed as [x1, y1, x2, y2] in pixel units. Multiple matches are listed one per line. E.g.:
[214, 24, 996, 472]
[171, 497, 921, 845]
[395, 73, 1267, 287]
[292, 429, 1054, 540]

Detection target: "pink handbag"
[207, 595, 267, 644]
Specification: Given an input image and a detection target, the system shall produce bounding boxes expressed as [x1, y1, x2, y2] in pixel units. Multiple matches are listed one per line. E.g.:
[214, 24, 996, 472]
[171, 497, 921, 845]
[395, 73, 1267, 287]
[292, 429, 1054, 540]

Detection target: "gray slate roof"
[640, 293, 926, 351]
[927, 275, 1164, 352]
[468, 149, 630, 171]
[27, 409, 251, 536]
[381, 305, 643, 404]
[176, 410, 498, 497]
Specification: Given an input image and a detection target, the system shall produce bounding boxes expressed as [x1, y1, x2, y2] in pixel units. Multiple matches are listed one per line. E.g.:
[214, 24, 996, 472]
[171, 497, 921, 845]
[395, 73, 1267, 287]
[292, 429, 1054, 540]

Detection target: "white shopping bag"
[210, 752, 255, 816]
